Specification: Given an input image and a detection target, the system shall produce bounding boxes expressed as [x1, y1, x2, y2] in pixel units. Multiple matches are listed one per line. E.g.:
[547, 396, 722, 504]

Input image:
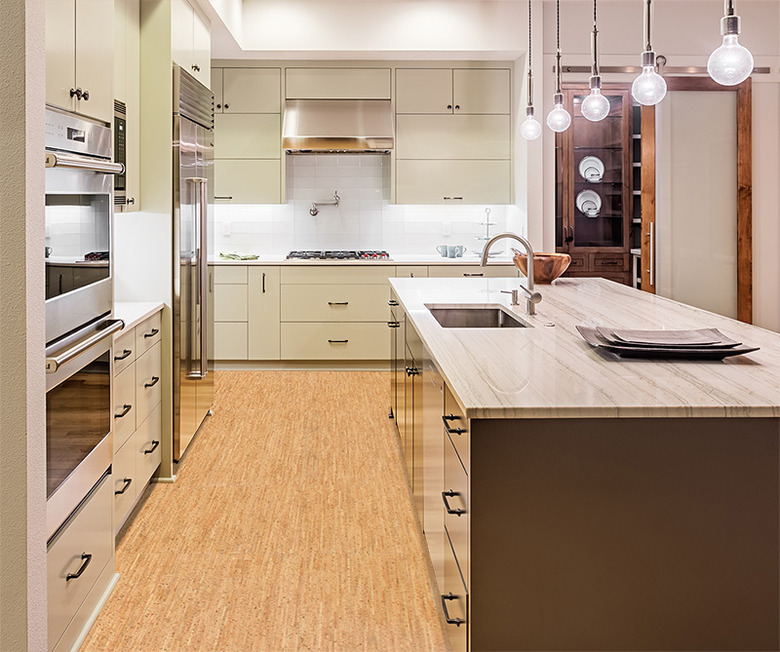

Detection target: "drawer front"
[214, 322, 249, 360]
[135, 342, 161, 425]
[281, 322, 390, 360]
[112, 329, 135, 376]
[590, 253, 629, 272]
[444, 432, 469, 585]
[442, 528, 469, 652]
[394, 265, 428, 278]
[567, 254, 587, 271]
[214, 284, 249, 322]
[444, 385, 469, 472]
[113, 364, 136, 453]
[214, 264, 248, 284]
[47, 474, 113, 651]
[136, 404, 162, 487]
[427, 264, 519, 278]
[281, 266, 394, 285]
[113, 436, 138, 533]
[135, 312, 161, 356]
[281, 284, 390, 322]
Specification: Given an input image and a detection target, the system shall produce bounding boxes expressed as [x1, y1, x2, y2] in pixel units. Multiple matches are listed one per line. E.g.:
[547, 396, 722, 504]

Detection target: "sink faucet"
[480, 232, 542, 315]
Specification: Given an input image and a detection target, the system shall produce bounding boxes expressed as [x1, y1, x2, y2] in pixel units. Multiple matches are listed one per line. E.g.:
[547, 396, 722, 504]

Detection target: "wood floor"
[81, 371, 447, 652]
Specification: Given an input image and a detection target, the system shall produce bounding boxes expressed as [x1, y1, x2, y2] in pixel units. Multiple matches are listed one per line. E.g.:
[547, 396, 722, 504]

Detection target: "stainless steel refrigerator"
[172, 64, 215, 461]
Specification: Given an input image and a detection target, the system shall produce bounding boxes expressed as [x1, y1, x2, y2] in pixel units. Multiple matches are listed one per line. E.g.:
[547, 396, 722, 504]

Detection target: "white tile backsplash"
[214, 152, 523, 257]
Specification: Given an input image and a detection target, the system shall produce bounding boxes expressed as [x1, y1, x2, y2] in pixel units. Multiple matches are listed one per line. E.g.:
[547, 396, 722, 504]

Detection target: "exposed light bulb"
[520, 112, 542, 140]
[547, 102, 572, 133]
[708, 33, 753, 86]
[632, 64, 667, 105]
[581, 87, 610, 122]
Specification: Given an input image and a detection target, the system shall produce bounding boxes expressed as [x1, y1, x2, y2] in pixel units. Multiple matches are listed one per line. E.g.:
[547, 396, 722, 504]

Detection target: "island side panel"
[470, 417, 780, 652]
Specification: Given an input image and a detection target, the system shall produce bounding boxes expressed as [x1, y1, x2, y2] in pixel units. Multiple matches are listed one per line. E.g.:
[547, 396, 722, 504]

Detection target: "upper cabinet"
[171, 0, 210, 87]
[114, 0, 140, 210]
[213, 68, 281, 113]
[285, 68, 391, 99]
[396, 68, 510, 115]
[46, 0, 114, 123]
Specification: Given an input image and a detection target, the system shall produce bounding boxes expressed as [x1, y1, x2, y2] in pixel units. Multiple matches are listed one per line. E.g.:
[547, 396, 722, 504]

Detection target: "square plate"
[596, 326, 741, 349]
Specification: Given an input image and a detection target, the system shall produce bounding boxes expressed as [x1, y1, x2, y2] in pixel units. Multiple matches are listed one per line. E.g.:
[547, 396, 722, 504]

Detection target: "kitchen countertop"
[390, 276, 780, 419]
[209, 254, 517, 265]
[113, 301, 164, 333]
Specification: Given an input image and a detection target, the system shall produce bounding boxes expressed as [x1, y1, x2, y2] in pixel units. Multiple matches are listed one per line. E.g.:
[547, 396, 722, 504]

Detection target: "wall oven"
[45, 106, 124, 344]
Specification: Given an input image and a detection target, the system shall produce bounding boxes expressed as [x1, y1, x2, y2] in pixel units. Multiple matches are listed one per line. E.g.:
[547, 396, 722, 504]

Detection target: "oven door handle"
[45, 319, 125, 373]
[45, 152, 125, 175]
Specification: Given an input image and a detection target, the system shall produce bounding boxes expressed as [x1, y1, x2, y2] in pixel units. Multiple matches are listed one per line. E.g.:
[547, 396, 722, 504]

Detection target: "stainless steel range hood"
[282, 99, 394, 152]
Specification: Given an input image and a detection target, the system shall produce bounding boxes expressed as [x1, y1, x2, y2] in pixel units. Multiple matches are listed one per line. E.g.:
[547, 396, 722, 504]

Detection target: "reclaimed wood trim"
[736, 81, 753, 323]
[640, 104, 656, 293]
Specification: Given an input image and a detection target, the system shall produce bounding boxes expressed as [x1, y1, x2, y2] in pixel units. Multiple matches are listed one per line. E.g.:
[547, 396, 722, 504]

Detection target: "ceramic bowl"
[513, 252, 572, 284]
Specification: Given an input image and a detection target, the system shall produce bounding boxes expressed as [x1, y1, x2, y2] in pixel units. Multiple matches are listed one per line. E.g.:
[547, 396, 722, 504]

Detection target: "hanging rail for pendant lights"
[557, 63, 769, 75]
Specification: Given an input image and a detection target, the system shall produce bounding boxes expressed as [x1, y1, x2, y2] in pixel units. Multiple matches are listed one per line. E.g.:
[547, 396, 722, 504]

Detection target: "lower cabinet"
[280, 322, 389, 360]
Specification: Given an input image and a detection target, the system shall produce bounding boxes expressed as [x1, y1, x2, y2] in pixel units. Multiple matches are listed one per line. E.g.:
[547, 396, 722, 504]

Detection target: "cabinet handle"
[114, 478, 132, 495]
[144, 328, 159, 338]
[69, 87, 83, 100]
[66, 553, 92, 581]
[262, 272, 266, 293]
[387, 321, 400, 328]
[82, 89, 90, 101]
[214, 196, 233, 201]
[191, 64, 201, 72]
[442, 414, 466, 434]
[443, 196, 463, 201]
[388, 299, 399, 306]
[144, 376, 160, 388]
[127, 197, 135, 205]
[442, 490, 466, 516]
[224, 103, 229, 109]
[463, 273, 483, 277]
[454, 104, 460, 110]
[598, 259, 621, 266]
[405, 366, 419, 377]
[216, 103, 222, 109]
[114, 404, 132, 419]
[447, 104, 453, 110]
[328, 301, 349, 306]
[114, 349, 132, 361]
[440, 593, 466, 627]
[144, 440, 160, 455]
[328, 339, 348, 344]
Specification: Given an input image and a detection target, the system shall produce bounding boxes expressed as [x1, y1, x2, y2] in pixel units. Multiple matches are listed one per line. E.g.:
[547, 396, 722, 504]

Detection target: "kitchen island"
[390, 276, 780, 652]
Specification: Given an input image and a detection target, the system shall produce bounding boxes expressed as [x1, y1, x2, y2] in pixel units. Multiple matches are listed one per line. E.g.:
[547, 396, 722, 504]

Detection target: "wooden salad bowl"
[513, 252, 572, 284]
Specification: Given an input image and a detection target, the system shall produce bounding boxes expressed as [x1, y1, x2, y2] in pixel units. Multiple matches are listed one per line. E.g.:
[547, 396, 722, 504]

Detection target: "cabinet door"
[46, 0, 76, 112]
[214, 322, 248, 360]
[212, 67, 224, 110]
[170, 0, 194, 73]
[113, 364, 136, 452]
[214, 114, 281, 159]
[114, 0, 127, 103]
[395, 68, 452, 114]
[214, 160, 281, 204]
[116, 0, 140, 209]
[214, 284, 248, 322]
[396, 115, 511, 160]
[75, 0, 114, 123]
[453, 68, 511, 114]
[191, 6, 210, 87]
[396, 160, 511, 205]
[113, 436, 139, 532]
[249, 267, 281, 360]
[285, 68, 391, 99]
[223, 68, 281, 113]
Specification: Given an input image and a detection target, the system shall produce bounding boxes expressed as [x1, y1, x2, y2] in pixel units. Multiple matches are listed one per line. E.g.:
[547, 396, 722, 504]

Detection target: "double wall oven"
[44, 106, 125, 538]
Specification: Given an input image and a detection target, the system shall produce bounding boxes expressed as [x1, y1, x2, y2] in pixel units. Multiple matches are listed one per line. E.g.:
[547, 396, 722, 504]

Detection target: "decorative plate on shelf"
[579, 156, 605, 182]
[575, 189, 602, 217]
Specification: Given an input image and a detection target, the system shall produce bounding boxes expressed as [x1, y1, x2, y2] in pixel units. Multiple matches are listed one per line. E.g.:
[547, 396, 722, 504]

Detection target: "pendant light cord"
[644, 0, 652, 52]
[725, 0, 735, 17]
[555, 0, 562, 95]
[591, 0, 600, 77]
[527, 0, 533, 107]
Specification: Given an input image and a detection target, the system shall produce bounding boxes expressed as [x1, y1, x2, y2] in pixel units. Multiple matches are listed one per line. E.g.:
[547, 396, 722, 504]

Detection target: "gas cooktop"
[286, 250, 391, 260]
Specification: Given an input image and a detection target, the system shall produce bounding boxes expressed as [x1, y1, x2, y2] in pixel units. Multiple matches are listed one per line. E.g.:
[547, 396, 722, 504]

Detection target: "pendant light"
[708, 0, 753, 86]
[546, 0, 572, 133]
[520, 0, 542, 141]
[580, 0, 610, 122]
[631, 0, 666, 105]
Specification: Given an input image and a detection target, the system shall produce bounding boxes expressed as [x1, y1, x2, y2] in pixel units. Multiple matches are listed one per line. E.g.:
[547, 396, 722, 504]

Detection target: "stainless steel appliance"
[45, 106, 124, 344]
[113, 99, 129, 208]
[172, 64, 215, 461]
[286, 250, 391, 260]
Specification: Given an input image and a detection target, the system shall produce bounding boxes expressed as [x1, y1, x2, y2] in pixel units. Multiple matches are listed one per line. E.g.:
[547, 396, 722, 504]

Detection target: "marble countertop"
[113, 301, 164, 334]
[209, 254, 516, 266]
[390, 276, 780, 419]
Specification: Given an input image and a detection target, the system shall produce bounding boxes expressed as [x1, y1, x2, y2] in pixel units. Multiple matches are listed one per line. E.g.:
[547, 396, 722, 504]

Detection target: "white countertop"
[391, 276, 780, 419]
[209, 254, 517, 266]
[113, 301, 164, 334]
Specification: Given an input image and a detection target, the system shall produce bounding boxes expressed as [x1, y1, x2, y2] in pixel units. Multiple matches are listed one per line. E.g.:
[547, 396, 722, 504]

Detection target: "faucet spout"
[480, 232, 541, 315]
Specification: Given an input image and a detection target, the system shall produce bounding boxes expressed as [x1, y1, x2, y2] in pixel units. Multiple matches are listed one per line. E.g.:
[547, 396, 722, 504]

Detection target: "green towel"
[219, 252, 260, 260]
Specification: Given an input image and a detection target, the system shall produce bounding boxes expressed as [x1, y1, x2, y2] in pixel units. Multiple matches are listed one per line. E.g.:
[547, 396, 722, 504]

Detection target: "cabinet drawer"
[214, 284, 248, 322]
[135, 312, 161, 356]
[112, 329, 135, 376]
[442, 528, 469, 652]
[214, 322, 249, 360]
[566, 253, 587, 271]
[444, 432, 469, 585]
[281, 322, 390, 360]
[590, 253, 629, 272]
[113, 437, 138, 533]
[281, 266, 394, 285]
[214, 265, 248, 284]
[444, 385, 469, 472]
[281, 284, 389, 322]
[396, 115, 510, 160]
[427, 264, 518, 279]
[113, 364, 136, 453]
[136, 404, 162, 487]
[135, 342, 161, 424]
[394, 266, 428, 278]
[47, 474, 113, 652]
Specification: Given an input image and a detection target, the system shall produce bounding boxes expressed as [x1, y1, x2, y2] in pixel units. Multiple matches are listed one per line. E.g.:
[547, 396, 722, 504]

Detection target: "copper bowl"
[513, 252, 572, 284]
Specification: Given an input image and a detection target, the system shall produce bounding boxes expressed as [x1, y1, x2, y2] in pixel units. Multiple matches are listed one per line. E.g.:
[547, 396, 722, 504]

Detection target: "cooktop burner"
[286, 250, 390, 260]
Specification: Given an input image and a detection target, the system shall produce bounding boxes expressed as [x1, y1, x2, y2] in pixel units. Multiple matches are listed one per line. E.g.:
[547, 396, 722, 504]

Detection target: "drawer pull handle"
[328, 301, 349, 306]
[387, 321, 400, 328]
[144, 440, 160, 455]
[114, 404, 132, 419]
[463, 273, 483, 277]
[442, 490, 466, 516]
[441, 593, 466, 626]
[262, 272, 266, 294]
[442, 414, 466, 435]
[388, 299, 399, 306]
[405, 366, 419, 377]
[144, 376, 160, 388]
[115, 478, 133, 495]
[66, 553, 92, 581]
[214, 196, 233, 200]
[328, 339, 348, 344]
[144, 328, 159, 339]
[599, 260, 620, 266]
[443, 196, 463, 201]
[114, 349, 132, 361]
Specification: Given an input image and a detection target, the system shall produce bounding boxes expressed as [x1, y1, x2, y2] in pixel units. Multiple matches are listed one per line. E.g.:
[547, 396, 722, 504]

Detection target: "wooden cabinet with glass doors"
[556, 84, 633, 285]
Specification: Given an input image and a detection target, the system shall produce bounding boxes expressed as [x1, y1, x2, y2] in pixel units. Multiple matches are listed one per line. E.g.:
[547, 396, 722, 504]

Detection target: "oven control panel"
[45, 106, 112, 160]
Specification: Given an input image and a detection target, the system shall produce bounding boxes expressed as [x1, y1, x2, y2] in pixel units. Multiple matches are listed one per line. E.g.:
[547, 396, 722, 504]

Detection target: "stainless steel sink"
[426, 304, 529, 328]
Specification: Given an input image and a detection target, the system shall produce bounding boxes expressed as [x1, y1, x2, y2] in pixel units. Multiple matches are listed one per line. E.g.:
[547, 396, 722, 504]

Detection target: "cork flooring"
[81, 371, 447, 652]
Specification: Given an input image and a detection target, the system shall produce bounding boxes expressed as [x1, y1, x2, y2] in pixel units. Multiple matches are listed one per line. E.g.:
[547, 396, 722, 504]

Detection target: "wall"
[0, 0, 47, 650]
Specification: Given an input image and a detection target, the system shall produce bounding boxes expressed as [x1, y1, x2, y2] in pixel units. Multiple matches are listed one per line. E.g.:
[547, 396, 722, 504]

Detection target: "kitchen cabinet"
[396, 161, 511, 205]
[213, 67, 281, 113]
[396, 115, 511, 160]
[285, 67, 391, 99]
[214, 114, 281, 159]
[395, 68, 510, 115]
[171, 0, 210, 87]
[214, 160, 282, 205]
[114, 0, 140, 210]
[45, 0, 114, 123]
[427, 264, 519, 278]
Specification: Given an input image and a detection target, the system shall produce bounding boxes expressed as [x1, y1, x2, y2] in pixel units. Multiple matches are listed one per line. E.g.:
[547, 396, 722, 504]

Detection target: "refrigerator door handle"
[187, 177, 208, 380]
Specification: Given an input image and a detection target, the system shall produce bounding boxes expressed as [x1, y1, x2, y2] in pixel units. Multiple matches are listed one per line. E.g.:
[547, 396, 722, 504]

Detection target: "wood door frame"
[642, 77, 752, 323]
